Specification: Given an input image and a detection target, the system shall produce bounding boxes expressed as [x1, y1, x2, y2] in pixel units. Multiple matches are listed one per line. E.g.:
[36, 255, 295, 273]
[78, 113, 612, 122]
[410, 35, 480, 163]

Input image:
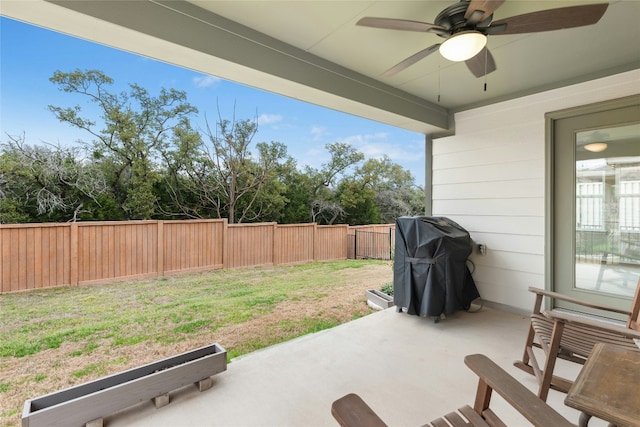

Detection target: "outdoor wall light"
[584, 142, 608, 153]
[439, 31, 487, 62]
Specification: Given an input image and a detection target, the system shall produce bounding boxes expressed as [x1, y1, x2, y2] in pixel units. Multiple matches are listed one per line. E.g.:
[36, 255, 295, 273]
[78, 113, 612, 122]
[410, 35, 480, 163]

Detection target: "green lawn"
[0, 259, 391, 426]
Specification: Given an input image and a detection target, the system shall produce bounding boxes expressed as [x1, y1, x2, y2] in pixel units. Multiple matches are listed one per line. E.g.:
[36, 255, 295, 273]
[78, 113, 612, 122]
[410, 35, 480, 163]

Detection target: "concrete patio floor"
[106, 305, 607, 427]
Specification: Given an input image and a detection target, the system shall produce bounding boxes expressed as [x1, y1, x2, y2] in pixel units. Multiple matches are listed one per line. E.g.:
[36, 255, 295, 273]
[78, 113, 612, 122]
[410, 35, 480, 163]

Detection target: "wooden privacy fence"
[0, 220, 393, 293]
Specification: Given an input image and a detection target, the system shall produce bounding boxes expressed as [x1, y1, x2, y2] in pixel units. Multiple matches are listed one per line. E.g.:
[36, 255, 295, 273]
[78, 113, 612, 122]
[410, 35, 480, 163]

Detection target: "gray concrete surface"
[106, 306, 603, 427]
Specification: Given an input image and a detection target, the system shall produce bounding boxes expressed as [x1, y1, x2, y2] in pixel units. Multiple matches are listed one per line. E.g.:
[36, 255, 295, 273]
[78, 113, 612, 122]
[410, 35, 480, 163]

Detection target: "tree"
[0, 133, 107, 222]
[304, 142, 364, 224]
[48, 69, 201, 220]
[0, 143, 32, 224]
[368, 157, 424, 223]
[277, 165, 313, 224]
[184, 115, 289, 223]
[337, 178, 380, 225]
[338, 156, 423, 224]
[3, 68, 424, 224]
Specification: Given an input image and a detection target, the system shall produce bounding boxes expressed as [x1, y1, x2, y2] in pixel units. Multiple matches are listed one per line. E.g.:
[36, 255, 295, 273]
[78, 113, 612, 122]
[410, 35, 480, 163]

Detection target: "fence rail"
[576, 221, 640, 264]
[0, 220, 394, 293]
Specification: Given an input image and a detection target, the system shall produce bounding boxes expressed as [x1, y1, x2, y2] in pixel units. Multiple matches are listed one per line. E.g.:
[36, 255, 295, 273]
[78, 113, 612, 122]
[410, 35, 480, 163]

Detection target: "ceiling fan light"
[584, 142, 608, 153]
[439, 31, 487, 62]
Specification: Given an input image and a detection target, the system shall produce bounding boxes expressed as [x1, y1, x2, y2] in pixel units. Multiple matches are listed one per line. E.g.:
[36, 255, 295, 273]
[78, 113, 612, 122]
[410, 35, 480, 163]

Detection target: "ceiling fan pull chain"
[438, 65, 441, 102]
[483, 47, 488, 92]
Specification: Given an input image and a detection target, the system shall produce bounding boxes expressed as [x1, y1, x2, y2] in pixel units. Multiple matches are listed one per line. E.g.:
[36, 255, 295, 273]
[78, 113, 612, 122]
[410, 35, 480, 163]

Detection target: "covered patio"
[2, 2, 639, 426]
[105, 306, 597, 427]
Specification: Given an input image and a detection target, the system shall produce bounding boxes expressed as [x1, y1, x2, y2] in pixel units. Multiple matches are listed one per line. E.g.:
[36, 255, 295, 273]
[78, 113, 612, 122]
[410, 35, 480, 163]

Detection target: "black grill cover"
[393, 216, 480, 317]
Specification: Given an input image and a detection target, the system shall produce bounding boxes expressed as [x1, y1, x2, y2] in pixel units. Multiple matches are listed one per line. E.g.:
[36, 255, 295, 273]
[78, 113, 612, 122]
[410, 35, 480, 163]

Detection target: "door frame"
[545, 94, 640, 311]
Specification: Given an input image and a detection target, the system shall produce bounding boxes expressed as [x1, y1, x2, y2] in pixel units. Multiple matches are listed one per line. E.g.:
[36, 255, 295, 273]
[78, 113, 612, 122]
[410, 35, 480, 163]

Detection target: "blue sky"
[0, 17, 425, 182]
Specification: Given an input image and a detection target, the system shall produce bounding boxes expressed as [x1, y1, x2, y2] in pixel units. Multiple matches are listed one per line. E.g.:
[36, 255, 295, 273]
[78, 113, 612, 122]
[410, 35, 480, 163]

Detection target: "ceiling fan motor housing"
[434, 1, 493, 37]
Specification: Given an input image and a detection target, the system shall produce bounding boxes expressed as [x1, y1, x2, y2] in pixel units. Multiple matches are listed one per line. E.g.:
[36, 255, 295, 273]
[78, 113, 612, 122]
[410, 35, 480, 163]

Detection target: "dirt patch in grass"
[0, 260, 392, 426]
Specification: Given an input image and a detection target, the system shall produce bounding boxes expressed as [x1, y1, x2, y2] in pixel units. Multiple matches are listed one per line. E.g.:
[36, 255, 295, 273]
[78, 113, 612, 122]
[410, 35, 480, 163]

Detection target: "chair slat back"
[626, 278, 640, 332]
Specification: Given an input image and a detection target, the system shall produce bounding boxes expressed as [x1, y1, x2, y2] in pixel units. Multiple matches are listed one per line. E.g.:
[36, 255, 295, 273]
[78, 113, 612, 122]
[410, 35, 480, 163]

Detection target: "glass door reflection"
[575, 123, 640, 298]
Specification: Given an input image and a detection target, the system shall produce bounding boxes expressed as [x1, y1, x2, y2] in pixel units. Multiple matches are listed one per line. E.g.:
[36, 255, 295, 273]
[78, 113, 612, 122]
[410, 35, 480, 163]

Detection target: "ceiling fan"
[357, 0, 608, 78]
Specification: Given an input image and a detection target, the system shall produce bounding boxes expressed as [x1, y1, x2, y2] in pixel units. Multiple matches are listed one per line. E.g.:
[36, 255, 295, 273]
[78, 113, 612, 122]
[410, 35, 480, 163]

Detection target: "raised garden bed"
[366, 289, 394, 310]
[22, 343, 226, 427]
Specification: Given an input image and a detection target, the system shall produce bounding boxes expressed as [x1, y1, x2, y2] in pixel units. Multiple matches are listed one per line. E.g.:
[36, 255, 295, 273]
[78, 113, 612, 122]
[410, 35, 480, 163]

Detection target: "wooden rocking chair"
[514, 279, 640, 402]
[331, 354, 576, 427]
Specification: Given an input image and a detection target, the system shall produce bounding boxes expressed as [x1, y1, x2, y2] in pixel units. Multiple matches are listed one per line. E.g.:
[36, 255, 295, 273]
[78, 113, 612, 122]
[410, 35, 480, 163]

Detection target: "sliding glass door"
[550, 96, 640, 314]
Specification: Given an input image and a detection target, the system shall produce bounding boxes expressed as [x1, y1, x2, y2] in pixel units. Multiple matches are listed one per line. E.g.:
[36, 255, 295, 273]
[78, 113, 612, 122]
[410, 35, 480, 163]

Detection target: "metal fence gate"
[347, 229, 393, 260]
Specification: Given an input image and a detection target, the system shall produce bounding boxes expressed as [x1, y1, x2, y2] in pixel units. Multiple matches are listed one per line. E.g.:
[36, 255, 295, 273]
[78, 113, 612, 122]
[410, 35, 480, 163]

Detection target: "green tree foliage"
[277, 166, 313, 224]
[1, 69, 425, 224]
[0, 146, 33, 224]
[368, 156, 425, 222]
[338, 156, 425, 225]
[48, 69, 201, 219]
[0, 134, 107, 223]
[304, 142, 364, 224]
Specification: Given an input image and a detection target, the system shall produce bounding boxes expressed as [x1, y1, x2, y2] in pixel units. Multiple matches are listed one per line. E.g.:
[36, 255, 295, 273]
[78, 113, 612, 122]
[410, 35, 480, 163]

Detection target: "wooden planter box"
[366, 289, 394, 310]
[22, 343, 226, 427]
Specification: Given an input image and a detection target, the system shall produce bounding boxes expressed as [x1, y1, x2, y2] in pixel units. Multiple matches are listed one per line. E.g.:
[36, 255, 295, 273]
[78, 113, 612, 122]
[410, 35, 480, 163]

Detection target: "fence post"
[70, 222, 78, 286]
[273, 222, 279, 265]
[0, 228, 3, 293]
[354, 229, 358, 260]
[222, 219, 228, 269]
[313, 223, 317, 261]
[389, 228, 393, 261]
[157, 221, 164, 277]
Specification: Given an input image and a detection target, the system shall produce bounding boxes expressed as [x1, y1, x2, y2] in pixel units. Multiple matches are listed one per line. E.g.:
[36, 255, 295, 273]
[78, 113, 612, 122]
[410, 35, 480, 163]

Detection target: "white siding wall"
[433, 69, 640, 311]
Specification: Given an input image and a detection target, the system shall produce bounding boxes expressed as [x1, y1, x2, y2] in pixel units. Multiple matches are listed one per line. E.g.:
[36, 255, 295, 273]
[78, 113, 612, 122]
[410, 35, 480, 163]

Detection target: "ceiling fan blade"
[464, 0, 506, 24]
[488, 3, 608, 35]
[357, 17, 446, 34]
[383, 44, 441, 77]
[465, 47, 496, 78]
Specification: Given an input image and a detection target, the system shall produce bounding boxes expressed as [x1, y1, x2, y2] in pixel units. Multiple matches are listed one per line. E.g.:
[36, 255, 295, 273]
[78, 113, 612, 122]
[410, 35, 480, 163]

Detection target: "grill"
[393, 216, 480, 320]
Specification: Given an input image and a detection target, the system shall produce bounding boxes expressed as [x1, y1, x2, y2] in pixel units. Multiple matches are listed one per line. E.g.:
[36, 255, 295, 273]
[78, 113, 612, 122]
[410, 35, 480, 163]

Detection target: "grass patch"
[225, 317, 341, 360]
[0, 261, 385, 359]
[278, 317, 340, 334]
[173, 319, 212, 334]
[72, 363, 106, 379]
[82, 342, 99, 354]
[0, 341, 41, 358]
[0, 259, 390, 427]
[70, 356, 129, 379]
[113, 335, 149, 347]
[0, 410, 19, 424]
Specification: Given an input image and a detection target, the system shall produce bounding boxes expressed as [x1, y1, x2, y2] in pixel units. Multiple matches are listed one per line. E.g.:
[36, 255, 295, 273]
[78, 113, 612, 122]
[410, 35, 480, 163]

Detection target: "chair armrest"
[331, 393, 388, 427]
[543, 310, 640, 339]
[464, 354, 576, 427]
[528, 287, 631, 316]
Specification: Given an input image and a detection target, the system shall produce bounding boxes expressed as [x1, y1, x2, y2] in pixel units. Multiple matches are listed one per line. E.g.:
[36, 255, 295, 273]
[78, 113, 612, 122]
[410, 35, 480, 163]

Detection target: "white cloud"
[340, 132, 424, 163]
[296, 145, 328, 170]
[310, 126, 326, 141]
[257, 113, 283, 126]
[307, 147, 324, 157]
[192, 75, 221, 88]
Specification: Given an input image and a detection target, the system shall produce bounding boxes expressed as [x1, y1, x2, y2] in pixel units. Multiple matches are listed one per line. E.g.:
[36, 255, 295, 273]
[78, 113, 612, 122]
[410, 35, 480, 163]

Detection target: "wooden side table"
[565, 342, 640, 427]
